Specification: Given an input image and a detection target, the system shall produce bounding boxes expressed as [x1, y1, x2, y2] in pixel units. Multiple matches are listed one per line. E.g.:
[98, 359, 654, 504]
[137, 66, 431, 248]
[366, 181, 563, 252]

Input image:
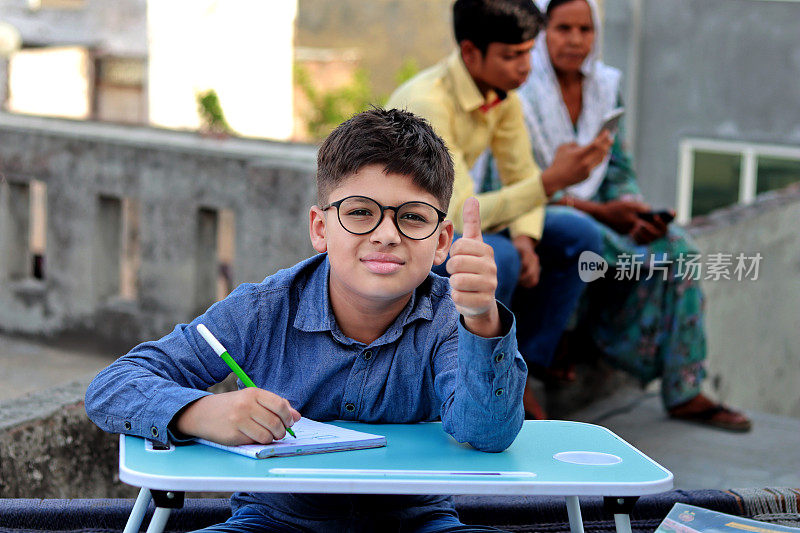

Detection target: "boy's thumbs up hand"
[461, 195, 483, 241]
[446, 198, 502, 338]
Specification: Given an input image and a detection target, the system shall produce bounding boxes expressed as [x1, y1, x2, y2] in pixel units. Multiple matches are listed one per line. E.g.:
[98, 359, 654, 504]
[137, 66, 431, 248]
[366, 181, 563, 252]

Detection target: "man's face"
[465, 39, 535, 93]
[309, 165, 453, 307]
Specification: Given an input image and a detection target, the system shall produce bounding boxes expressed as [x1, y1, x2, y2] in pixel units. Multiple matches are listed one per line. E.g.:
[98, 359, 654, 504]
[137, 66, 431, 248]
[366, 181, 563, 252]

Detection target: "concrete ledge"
[0, 381, 134, 499]
[687, 182, 800, 237]
[0, 112, 318, 170]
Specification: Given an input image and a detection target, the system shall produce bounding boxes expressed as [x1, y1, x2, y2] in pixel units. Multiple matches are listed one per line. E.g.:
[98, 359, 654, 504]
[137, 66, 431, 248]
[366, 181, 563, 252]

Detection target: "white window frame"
[676, 138, 800, 224]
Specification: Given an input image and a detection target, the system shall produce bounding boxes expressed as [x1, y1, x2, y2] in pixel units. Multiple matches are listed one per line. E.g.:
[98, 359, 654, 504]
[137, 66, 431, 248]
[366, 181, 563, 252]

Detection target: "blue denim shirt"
[85, 254, 527, 523]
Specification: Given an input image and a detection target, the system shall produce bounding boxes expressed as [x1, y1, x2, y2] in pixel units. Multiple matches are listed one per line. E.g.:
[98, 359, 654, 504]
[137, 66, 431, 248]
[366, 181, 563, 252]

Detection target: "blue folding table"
[119, 420, 673, 533]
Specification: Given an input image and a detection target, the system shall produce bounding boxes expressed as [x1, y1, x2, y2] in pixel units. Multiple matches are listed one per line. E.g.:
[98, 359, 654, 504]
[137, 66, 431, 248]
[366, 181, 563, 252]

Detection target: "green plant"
[196, 89, 233, 135]
[295, 63, 375, 140]
[295, 58, 424, 141]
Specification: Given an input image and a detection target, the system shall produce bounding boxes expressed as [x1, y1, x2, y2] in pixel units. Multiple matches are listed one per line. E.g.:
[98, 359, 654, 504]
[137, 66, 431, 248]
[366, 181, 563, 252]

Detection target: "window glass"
[756, 156, 800, 195]
[691, 151, 741, 217]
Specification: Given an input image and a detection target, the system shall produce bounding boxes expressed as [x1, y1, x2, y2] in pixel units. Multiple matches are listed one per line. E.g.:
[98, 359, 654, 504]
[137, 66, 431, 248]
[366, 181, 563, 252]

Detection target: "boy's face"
[309, 165, 454, 306]
[462, 39, 536, 93]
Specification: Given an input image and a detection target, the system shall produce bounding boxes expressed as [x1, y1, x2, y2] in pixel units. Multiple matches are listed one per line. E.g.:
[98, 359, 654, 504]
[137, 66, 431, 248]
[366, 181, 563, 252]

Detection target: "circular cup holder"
[553, 451, 622, 465]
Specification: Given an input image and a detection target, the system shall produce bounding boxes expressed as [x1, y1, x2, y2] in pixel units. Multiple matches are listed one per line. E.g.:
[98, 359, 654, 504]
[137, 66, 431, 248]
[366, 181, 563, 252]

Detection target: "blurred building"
[0, 0, 297, 140]
[0, 0, 148, 123]
[147, 0, 296, 140]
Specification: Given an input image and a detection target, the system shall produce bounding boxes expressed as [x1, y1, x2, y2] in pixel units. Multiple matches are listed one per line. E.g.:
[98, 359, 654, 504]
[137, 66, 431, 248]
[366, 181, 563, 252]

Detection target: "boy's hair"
[316, 108, 454, 210]
[453, 0, 545, 54]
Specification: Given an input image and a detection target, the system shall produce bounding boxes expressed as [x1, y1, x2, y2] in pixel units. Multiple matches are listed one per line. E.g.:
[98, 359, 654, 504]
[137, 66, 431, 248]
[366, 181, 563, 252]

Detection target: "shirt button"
[150, 426, 159, 438]
[123, 421, 132, 431]
[363, 350, 373, 361]
[345, 403, 355, 412]
[495, 388, 504, 397]
[494, 352, 505, 363]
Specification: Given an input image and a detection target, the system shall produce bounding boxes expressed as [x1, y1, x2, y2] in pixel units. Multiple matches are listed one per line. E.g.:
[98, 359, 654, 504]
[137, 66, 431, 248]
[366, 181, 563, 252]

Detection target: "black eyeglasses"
[320, 195, 447, 240]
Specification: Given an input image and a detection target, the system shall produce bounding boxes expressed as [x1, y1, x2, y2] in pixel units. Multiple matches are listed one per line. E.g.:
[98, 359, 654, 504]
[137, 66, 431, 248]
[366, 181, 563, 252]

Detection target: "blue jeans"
[434, 208, 602, 367]
[513, 206, 602, 367]
[192, 503, 508, 533]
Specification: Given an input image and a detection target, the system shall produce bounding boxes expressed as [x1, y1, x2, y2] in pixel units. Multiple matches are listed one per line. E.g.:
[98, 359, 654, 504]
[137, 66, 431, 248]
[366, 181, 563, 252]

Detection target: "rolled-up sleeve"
[433, 304, 527, 452]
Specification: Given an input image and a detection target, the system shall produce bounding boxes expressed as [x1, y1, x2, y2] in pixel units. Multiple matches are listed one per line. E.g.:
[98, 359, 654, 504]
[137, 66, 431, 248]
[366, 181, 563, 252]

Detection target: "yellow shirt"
[387, 50, 546, 239]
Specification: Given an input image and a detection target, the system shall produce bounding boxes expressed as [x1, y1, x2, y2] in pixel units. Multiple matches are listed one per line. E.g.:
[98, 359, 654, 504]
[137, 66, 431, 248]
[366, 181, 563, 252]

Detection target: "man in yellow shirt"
[388, 0, 611, 417]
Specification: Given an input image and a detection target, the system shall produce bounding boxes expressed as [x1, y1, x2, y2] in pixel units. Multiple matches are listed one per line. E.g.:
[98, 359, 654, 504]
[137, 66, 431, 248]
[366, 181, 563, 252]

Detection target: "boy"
[386, 0, 611, 416]
[86, 108, 526, 532]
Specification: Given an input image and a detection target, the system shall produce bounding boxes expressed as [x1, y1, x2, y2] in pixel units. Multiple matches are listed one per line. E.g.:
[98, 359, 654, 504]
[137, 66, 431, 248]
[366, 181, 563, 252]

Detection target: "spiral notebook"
[195, 418, 386, 459]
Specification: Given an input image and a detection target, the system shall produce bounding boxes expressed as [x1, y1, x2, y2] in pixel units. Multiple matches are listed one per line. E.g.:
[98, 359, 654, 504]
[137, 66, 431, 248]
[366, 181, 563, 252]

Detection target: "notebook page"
[195, 418, 386, 459]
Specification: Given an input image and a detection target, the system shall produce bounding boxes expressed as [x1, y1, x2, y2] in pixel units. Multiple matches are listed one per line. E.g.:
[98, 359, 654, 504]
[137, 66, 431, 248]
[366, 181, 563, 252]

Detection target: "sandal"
[668, 395, 752, 432]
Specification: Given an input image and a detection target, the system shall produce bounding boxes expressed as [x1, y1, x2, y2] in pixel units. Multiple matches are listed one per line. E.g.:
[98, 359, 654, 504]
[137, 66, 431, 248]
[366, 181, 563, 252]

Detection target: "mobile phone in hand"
[637, 210, 675, 225]
[597, 107, 624, 136]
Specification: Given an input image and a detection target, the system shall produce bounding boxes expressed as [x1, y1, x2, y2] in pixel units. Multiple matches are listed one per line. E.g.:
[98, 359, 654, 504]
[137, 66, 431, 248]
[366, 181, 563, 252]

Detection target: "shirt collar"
[447, 50, 507, 113]
[293, 255, 436, 345]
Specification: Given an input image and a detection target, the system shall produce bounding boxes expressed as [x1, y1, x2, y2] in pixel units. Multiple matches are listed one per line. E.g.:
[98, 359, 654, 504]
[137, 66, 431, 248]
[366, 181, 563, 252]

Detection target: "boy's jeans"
[193, 502, 508, 532]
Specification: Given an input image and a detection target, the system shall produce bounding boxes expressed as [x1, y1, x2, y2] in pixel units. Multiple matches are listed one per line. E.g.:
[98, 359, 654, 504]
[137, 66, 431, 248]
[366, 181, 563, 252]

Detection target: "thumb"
[461, 197, 483, 241]
[290, 407, 302, 423]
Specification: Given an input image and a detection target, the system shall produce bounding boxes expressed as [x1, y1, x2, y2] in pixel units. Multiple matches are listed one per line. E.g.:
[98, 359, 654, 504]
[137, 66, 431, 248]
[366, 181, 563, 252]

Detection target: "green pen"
[197, 323, 296, 438]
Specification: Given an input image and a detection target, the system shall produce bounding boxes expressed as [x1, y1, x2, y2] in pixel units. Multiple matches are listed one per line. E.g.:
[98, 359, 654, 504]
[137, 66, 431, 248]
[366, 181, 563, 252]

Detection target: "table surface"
[119, 420, 673, 496]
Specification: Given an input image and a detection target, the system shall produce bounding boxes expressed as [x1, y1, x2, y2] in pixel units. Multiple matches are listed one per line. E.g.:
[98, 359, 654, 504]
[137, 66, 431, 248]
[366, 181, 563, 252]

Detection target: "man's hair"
[316, 108, 454, 210]
[453, 0, 544, 54]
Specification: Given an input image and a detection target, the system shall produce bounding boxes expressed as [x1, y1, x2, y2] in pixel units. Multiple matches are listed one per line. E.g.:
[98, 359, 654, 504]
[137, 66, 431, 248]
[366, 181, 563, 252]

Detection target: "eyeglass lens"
[336, 196, 440, 239]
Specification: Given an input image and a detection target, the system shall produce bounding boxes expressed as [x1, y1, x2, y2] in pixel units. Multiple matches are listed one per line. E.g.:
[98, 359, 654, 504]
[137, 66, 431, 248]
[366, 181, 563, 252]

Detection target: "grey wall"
[0, 113, 317, 347]
[691, 185, 800, 418]
[602, 0, 800, 208]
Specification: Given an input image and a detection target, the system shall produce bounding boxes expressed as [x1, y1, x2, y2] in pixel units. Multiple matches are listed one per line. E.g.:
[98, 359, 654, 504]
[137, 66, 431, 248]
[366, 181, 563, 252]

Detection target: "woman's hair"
[453, 0, 545, 54]
[316, 108, 454, 209]
[545, 0, 587, 18]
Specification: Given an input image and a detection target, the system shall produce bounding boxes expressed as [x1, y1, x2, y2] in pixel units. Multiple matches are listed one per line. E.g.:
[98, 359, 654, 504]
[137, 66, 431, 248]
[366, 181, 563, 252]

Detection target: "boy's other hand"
[542, 131, 613, 195]
[447, 197, 502, 338]
[175, 388, 301, 446]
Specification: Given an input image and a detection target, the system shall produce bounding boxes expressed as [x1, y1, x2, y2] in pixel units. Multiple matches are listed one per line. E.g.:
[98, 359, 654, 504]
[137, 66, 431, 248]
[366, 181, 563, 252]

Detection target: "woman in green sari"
[517, 0, 750, 431]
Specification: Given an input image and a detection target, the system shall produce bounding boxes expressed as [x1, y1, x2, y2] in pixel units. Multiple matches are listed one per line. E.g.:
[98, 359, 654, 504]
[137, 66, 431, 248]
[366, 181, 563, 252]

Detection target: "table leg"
[603, 496, 639, 533]
[144, 507, 172, 533]
[614, 512, 633, 533]
[565, 496, 585, 533]
[123, 487, 152, 533]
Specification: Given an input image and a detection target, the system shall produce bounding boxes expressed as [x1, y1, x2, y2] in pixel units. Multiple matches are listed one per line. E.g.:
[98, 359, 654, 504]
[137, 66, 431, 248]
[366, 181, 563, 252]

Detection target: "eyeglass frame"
[319, 195, 448, 241]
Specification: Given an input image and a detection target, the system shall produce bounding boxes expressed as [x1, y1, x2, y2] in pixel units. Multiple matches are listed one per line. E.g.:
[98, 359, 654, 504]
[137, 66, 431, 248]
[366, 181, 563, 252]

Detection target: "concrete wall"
[0, 381, 132, 498]
[0, 112, 317, 348]
[690, 185, 800, 418]
[602, 0, 800, 208]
